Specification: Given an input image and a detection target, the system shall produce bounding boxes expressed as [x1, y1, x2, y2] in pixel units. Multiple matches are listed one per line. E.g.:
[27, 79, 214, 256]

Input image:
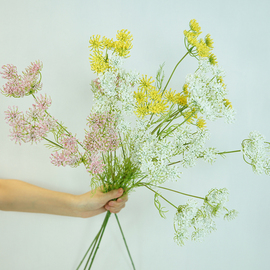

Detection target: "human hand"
[74, 187, 128, 218]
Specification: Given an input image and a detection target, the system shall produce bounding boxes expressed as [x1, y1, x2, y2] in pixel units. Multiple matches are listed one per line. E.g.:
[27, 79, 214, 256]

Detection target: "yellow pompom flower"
[182, 83, 189, 96]
[114, 29, 133, 58]
[89, 35, 103, 51]
[189, 19, 202, 35]
[102, 37, 115, 50]
[196, 117, 207, 129]
[89, 51, 109, 73]
[217, 76, 226, 89]
[134, 89, 147, 104]
[197, 39, 210, 58]
[184, 30, 199, 47]
[223, 99, 233, 109]
[138, 75, 155, 91]
[148, 87, 162, 102]
[149, 100, 168, 115]
[135, 104, 150, 118]
[164, 88, 177, 103]
[174, 93, 187, 106]
[209, 53, 218, 65]
[205, 34, 214, 49]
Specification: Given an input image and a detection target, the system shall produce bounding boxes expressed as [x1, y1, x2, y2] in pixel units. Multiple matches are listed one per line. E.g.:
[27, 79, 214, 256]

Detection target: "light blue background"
[0, 0, 270, 269]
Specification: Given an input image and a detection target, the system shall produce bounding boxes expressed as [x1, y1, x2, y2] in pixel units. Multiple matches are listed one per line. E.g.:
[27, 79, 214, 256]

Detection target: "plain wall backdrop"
[0, 0, 270, 269]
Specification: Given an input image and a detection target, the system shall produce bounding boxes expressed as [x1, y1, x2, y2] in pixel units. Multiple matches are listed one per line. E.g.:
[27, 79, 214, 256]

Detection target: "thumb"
[104, 188, 123, 201]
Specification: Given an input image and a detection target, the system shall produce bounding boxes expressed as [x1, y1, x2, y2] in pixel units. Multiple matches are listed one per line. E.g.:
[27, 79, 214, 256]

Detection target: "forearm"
[0, 179, 78, 216]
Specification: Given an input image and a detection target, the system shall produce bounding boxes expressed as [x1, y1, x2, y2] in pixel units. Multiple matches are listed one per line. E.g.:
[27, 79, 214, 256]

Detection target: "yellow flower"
[138, 75, 155, 91]
[102, 37, 115, 50]
[149, 100, 168, 115]
[116, 29, 133, 43]
[135, 104, 150, 118]
[174, 93, 187, 106]
[209, 53, 218, 65]
[164, 88, 177, 103]
[196, 39, 210, 58]
[189, 19, 202, 35]
[223, 99, 233, 109]
[196, 117, 207, 129]
[89, 35, 103, 51]
[205, 34, 214, 49]
[114, 29, 133, 58]
[182, 83, 189, 96]
[89, 51, 109, 73]
[134, 89, 147, 104]
[217, 76, 226, 89]
[184, 30, 199, 47]
[148, 87, 162, 102]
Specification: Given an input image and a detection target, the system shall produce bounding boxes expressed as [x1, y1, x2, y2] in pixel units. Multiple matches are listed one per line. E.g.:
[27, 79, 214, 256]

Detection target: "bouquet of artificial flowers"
[1, 19, 269, 269]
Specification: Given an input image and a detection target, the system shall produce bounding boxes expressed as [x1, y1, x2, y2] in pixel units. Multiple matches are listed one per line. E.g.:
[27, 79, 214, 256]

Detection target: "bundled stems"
[115, 214, 136, 270]
[76, 211, 136, 270]
[76, 211, 111, 270]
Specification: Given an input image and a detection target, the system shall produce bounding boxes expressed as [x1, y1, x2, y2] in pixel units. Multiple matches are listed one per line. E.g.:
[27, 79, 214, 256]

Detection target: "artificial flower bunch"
[1, 19, 270, 269]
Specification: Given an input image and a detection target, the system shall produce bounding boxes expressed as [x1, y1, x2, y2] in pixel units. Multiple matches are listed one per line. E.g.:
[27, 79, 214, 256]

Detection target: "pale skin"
[0, 179, 128, 218]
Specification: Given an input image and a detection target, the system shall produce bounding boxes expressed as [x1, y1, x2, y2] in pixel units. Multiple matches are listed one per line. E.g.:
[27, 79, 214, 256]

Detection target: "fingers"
[105, 194, 128, 213]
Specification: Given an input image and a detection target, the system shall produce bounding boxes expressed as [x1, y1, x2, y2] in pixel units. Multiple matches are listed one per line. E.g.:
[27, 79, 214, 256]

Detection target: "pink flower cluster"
[0, 61, 43, 97]
[50, 134, 80, 167]
[85, 154, 105, 175]
[4, 94, 56, 145]
[84, 112, 120, 153]
[83, 112, 120, 175]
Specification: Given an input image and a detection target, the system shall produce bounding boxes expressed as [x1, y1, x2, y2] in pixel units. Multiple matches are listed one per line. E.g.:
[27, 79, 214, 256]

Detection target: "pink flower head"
[84, 112, 120, 153]
[59, 134, 78, 153]
[86, 154, 105, 175]
[34, 94, 52, 110]
[4, 106, 25, 127]
[1, 61, 43, 98]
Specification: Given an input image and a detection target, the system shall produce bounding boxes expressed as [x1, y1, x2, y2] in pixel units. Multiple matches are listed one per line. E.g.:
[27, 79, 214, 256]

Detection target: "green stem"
[42, 137, 63, 149]
[161, 51, 189, 95]
[162, 110, 197, 139]
[115, 214, 136, 270]
[142, 183, 178, 209]
[218, 150, 241, 155]
[76, 212, 109, 270]
[149, 184, 205, 200]
[87, 211, 111, 270]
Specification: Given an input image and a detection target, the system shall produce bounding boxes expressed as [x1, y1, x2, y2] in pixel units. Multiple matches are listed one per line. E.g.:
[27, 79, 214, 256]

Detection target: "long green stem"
[161, 51, 189, 95]
[87, 211, 111, 269]
[162, 110, 197, 139]
[76, 213, 107, 270]
[115, 214, 136, 270]
[218, 150, 241, 155]
[149, 184, 205, 200]
[142, 183, 178, 209]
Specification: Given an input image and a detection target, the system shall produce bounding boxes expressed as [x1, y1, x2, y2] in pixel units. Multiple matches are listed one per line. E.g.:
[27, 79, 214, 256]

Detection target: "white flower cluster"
[174, 188, 238, 246]
[201, 147, 218, 164]
[172, 124, 210, 168]
[91, 55, 139, 117]
[185, 58, 235, 123]
[242, 131, 270, 175]
[130, 119, 181, 184]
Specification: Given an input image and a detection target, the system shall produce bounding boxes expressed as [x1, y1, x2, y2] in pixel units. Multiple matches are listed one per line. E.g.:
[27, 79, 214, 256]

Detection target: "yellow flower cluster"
[184, 19, 217, 64]
[134, 76, 191, 118]
[134, 75, 168, 117]
[89, 30, 133, 73]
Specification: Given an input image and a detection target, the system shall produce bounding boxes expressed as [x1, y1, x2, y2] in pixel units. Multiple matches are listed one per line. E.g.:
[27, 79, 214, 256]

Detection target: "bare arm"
[0, 179, 127, 218]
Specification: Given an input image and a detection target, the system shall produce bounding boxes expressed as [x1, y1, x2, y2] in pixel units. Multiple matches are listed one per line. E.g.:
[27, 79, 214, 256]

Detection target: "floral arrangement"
[1, 19, 270, 269]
